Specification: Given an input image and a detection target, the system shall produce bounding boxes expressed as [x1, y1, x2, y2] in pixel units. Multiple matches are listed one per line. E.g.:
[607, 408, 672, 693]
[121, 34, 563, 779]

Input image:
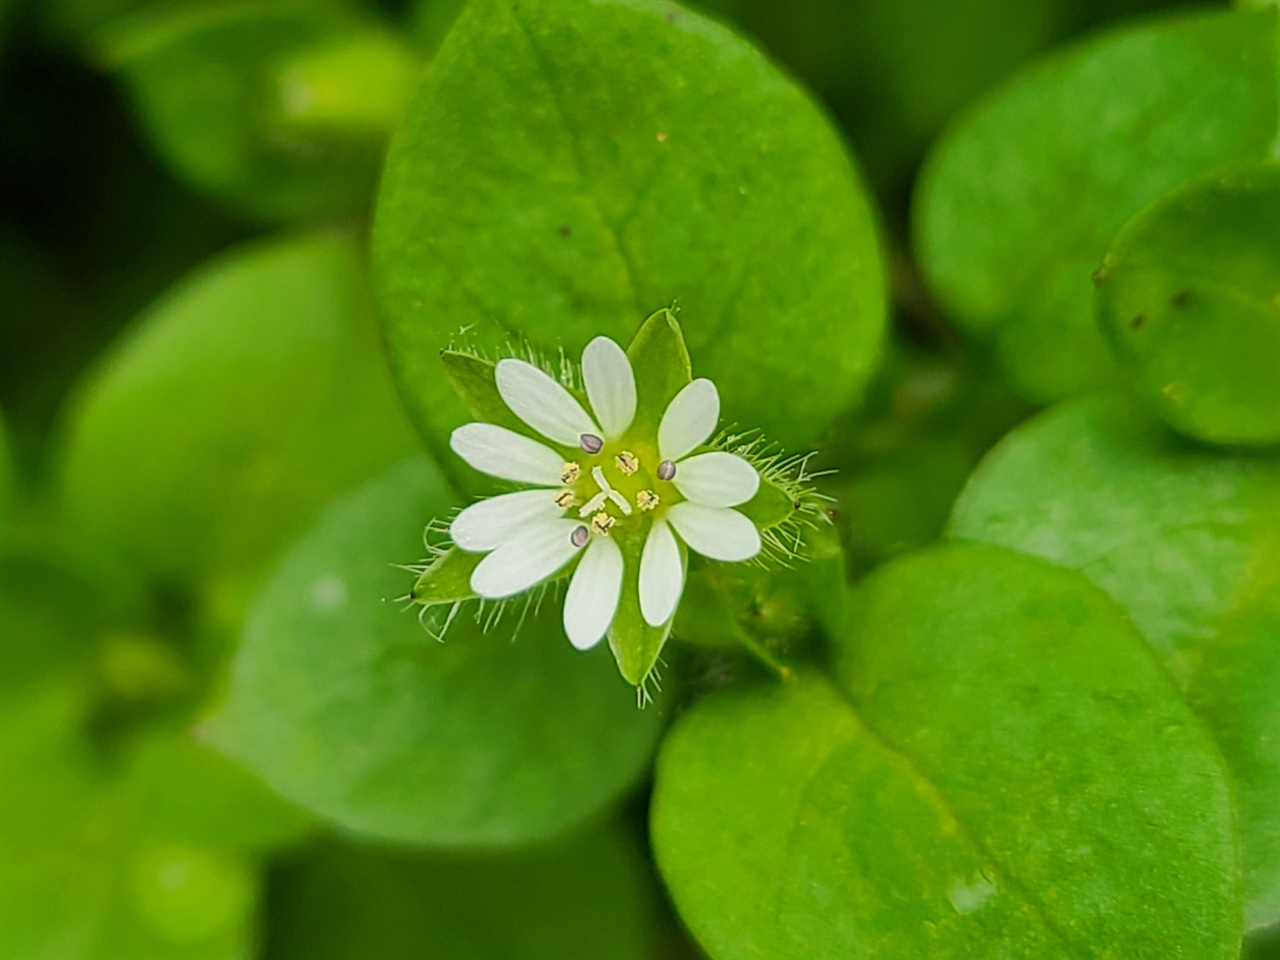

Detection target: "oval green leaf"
[374, 0, 885, 463]
[1096, 163, 1280, 445]
[951, 393, 1280, 929]
[653, 545, 1240, 958]
[59, 232, 418, 607]
[207, 457, 664, 846]
[915, 7, 1278, 403]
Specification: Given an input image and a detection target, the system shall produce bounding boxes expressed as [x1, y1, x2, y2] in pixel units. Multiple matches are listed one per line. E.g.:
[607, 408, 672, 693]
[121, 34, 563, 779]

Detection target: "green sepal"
[607, 524, 686, 691]
[410, 547, 483, 607]
[626, 309, 691, 443]
[411, 544, 577, 610]
[738, 474, 796, 530]
[439, 351, 525, 434]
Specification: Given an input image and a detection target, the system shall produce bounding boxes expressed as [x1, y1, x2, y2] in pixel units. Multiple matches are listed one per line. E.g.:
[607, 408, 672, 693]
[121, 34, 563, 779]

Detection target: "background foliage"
[1, 0, 1276, 958]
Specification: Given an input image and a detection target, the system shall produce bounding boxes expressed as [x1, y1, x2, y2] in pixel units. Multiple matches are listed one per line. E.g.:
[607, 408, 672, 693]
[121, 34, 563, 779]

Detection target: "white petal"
[470, 517, 583, 599]
[450, 423, 564, 485]
[672, 452, 760, 508]
[639, 519, 684, 627]
[451, 489, 563, 553]
[582, 337, 636, 440]
[666, 502, 761, 562]
[563, 536, 624, 650]
[495, 358, 599, 447]
[658, 378, 719, 461]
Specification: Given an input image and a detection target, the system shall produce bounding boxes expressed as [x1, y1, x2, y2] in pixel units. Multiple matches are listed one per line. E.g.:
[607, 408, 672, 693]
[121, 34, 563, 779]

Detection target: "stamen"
[555, 489, 576, 509]
[657, 459, 677, 481]
[615, 451, 639, 475]
[570, 525, 590, 548]
[636, 490, 660, 511]
[590, 512, 615, 536]
[579, 433, 604, 454]
[561, 462, 581, 484]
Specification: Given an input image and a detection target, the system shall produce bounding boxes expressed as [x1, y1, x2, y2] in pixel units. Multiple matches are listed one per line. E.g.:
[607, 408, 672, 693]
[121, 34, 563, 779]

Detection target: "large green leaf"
[915, 7, 1278, 403]
[208, 457, 664, 846]
[951, 394, 1280, 929]
[652, 545, 1240, 959]
[59, 231, 418, 611]
[374, 0, 885, 464]
[1096, 163, 1280, 445]
[267, 821, 658, 960]
[98, 0, 416, 222]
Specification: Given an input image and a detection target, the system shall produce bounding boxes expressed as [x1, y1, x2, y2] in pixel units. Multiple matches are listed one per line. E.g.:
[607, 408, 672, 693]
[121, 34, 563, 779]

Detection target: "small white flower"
[449, 336, 761, 652]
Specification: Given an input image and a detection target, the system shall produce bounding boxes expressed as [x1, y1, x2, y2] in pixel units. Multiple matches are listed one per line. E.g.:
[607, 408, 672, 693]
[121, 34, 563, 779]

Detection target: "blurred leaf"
[1096, 163, 1280, 445]
[268, 821, 658, 960]
[916, 6, 1278, 403]
[98, 0, 416, 222]
[653, 545, 1240, 958]
[374, 0, 886, 469]
[820, 342, 1032, 572]
[0, 567, 293, 959]
[60, 231, 418, 611]
[208, 457, 665, 846]
[951, 394, 1280, 928]
[0, 408, 11, 531]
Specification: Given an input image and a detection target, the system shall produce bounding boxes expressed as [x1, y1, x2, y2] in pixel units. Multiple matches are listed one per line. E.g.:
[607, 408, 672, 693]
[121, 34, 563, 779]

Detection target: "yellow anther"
[590, 512, 615, 536]
[615, 451, 639, 475]
[560, 462, 581, 484]
[636, 490, 660, 512]
[555, 489, 576, 509]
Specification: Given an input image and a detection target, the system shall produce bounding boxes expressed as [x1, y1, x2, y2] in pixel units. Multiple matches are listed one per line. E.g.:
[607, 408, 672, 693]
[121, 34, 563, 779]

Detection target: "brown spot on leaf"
[1170, 289, 1193, 308]
[1091, 266, 1109, 286]
[558, 224, 572, 237]
[1130, 314, 1145, 330]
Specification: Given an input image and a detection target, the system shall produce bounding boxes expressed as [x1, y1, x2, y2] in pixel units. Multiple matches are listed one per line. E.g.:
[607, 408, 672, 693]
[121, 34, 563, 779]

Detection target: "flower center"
[559, 438, 681, 540]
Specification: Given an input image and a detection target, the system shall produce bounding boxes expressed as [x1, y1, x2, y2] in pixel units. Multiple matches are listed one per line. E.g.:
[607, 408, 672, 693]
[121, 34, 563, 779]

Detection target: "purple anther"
[657, 459, 677, 481]
[570, 525, 590, 548]
[579, 433, 604, 454]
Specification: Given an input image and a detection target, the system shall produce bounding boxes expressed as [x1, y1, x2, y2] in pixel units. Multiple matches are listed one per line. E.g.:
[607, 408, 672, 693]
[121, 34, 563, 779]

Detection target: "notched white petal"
[451, 489, 564, 553]
[563, 536, 624, 650]
[672, 451, 760, 508]
[582, 336, 637, 440]
[639, 519, 684, 627]
[495, 358, 599, 447]
[658, 378, 719, 461]
[450, 423, 564, 485]
[666, 502, 761, 562]
[470, 517, 583, 599]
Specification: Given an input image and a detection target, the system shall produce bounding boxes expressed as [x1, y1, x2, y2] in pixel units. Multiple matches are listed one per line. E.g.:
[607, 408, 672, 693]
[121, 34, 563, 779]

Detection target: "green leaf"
[59, 232, 418, 611]
[652, 545, 1240, 959]
[98, 1, 416, 221]
[1096, 163, 1280, 445]
[268, 821, 659, 960]
[374, 0, 885, 460]
[915, 7, 1278, 403]
[951, 393, 1280, 929]
[208, 457, 664, 846]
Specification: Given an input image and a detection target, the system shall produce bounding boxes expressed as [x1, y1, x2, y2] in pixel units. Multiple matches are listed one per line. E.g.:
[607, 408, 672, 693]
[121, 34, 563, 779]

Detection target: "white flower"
[449, 336, 761, 652]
